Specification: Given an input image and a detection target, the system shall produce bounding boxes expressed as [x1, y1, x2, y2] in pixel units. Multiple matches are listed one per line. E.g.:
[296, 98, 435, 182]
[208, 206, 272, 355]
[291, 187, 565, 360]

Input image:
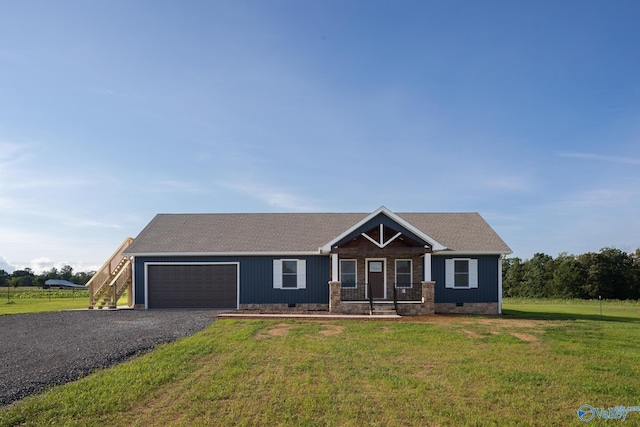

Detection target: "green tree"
[502, 257, 525, 297]
[630, 249, 640, 299]
[73, 271, 95, 285]
[578, 252, 599, 298]
[598, 248, 635, 299]
[578, 248, 635, 299]
[8, 276, 26, 287]
[43, 267, 59, 281]
[521, 253, 553, 297]
[11, 269, 35, 286]
[550, 253, 586, 298]
[60, 265, 74, 281]
[0, 269, 9, 287]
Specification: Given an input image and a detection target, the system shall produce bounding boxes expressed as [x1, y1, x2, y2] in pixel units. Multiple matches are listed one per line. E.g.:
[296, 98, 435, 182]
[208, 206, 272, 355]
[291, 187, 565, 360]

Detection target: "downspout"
[498, 254, 503, 315]
[130, 256, 136, 308]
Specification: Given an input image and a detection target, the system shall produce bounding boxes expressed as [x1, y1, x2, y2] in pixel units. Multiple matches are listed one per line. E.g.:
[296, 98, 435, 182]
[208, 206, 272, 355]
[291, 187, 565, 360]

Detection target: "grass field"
[504, 297, 640, 320]
[1, 299, 639, 426]
[0, 287, 127, 315]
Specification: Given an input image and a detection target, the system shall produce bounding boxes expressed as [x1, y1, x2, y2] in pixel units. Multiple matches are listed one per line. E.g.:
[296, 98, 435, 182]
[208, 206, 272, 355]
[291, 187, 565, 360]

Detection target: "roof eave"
[432, 250, 513, 256]
[124, 251, 324, 257]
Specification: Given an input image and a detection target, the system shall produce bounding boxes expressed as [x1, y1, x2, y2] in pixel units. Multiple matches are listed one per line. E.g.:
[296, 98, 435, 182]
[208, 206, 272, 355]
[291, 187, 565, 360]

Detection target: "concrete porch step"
[370, 304, 398, 316]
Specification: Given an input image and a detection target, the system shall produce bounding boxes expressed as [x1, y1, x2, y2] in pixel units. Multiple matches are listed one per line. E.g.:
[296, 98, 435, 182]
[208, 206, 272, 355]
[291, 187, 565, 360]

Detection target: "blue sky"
[1, 0, 639, 273]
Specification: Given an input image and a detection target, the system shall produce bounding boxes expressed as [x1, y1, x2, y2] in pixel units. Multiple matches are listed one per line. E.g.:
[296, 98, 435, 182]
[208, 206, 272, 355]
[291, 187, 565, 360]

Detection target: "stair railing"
[392, 283, 399, 314]
[367, 282, 374, 315]
[87, 237, 134, 309]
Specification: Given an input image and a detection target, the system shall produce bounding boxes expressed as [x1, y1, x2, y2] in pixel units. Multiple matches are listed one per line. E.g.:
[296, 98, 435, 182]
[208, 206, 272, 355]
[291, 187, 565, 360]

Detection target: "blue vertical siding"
[134, 255, 330, 306]
[432, 255, 499, 303]
[132, 253, 500, 306]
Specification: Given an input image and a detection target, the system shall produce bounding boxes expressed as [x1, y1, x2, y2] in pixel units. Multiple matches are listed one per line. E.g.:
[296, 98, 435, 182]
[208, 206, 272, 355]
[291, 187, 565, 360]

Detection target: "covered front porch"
[327, 250, 436, 316]
[320, 208, 445, 316]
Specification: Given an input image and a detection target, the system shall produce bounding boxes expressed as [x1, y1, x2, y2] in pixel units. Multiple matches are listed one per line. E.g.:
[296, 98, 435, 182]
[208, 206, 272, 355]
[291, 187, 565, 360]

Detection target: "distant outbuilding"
[44, 279, 85, 289]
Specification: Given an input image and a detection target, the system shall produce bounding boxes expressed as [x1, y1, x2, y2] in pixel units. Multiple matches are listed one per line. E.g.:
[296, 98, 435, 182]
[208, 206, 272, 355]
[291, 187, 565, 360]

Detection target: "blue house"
[116, 207, 511, 315]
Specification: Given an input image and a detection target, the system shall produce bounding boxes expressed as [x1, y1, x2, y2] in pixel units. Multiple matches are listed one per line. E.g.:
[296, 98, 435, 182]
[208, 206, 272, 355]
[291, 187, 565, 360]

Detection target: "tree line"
[0, 266, 95, 288]
[503, 247, 640, 299]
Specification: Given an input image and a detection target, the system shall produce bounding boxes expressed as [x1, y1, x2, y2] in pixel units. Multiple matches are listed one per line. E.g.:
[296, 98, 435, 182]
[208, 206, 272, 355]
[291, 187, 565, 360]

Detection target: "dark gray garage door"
[147, 264, 238, 309]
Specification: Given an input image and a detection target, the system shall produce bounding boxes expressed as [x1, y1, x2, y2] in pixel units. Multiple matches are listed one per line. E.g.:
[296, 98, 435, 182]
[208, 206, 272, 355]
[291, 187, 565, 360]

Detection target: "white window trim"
[273, 259, 306, 290]
[445, 258, 478, 289]
[340, 259, 357, 288]
[395, 259, 412, 288]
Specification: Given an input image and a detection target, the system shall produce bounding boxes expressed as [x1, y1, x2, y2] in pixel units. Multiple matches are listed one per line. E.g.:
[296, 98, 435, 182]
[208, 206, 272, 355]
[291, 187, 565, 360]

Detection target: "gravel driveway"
[0, 309, 220, 406]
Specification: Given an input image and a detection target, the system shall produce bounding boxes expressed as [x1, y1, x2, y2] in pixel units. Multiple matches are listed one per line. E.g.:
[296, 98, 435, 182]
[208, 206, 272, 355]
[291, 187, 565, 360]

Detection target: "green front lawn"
[2, 299, 639, 426]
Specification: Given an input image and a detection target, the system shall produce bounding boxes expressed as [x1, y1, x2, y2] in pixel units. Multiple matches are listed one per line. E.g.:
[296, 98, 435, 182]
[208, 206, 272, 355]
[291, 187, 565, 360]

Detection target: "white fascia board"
[320, 206, 447, 251]
[125, 251, 324, 257]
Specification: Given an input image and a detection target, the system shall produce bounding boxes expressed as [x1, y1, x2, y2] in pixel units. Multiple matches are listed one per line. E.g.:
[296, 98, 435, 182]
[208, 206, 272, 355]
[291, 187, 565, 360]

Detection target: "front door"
[368, 260, 385, 299]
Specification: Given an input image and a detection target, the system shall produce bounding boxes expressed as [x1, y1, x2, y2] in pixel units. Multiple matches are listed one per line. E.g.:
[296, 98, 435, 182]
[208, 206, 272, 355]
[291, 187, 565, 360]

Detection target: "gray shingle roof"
[124, 211, 511, 255]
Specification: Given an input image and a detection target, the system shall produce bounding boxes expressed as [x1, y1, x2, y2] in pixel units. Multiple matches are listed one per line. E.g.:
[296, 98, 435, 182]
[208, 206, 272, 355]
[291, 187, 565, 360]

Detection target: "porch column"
[421, 281, 435, 315]
[329, 281, 342, 313]
[423, 253, 432, 281]
[331, 253, 339, 282]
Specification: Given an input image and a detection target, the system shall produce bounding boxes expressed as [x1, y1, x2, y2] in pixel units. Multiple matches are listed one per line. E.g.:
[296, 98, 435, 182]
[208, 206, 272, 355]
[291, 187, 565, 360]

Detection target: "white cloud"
[503, 184, 640, 258]
[0, 139, 93, 197]
[222, 179, 323, 212]
[153, 179, 206, 194]
[481, 176, 532, 192]
[0, 140, 28, 162]
[0, 257, 101, 275]
[28, 257, 57, 273]
[553, 187, 640, 209]
[0, 256, 16, 273]
[71, 219, 123, 229]
[558, 152, 640, 165]
[3, 176, 93, 191]
[26, 258, 100, 274]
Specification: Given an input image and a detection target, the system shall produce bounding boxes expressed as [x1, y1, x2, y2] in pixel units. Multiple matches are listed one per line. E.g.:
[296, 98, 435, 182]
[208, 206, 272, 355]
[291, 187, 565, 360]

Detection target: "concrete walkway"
[218, 312, 401, 319]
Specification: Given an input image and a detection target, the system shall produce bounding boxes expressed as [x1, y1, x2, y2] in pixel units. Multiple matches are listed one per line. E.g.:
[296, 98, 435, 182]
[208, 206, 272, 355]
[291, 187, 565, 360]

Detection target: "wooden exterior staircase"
[87, 237, 134, 309]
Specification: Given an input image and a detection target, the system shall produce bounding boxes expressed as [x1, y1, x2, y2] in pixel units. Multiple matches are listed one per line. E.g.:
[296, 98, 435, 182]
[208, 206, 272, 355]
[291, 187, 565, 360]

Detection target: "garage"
[147, 263, 238, 309]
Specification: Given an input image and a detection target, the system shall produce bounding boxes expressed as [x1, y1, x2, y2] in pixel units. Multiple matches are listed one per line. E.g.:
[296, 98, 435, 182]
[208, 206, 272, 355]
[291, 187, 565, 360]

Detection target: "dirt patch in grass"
[510, 332, 539, 343]
[413, 316, 543, 328]
[476, 318, 545, 330]
[255, 323, 292, 339]
[319, 324, 344, 336]
[400, 315, 545, 328]
[405, 315, 547, 343]
[461, 329, 484, 339]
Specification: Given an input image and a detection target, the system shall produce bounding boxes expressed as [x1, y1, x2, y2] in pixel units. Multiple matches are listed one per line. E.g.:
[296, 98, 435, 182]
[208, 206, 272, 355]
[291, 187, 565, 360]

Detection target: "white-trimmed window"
[445, 258, 478, 289]
[340, 259, 357, 288]
[273, 259, 307, 289]
[395, 259, 412, 288]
